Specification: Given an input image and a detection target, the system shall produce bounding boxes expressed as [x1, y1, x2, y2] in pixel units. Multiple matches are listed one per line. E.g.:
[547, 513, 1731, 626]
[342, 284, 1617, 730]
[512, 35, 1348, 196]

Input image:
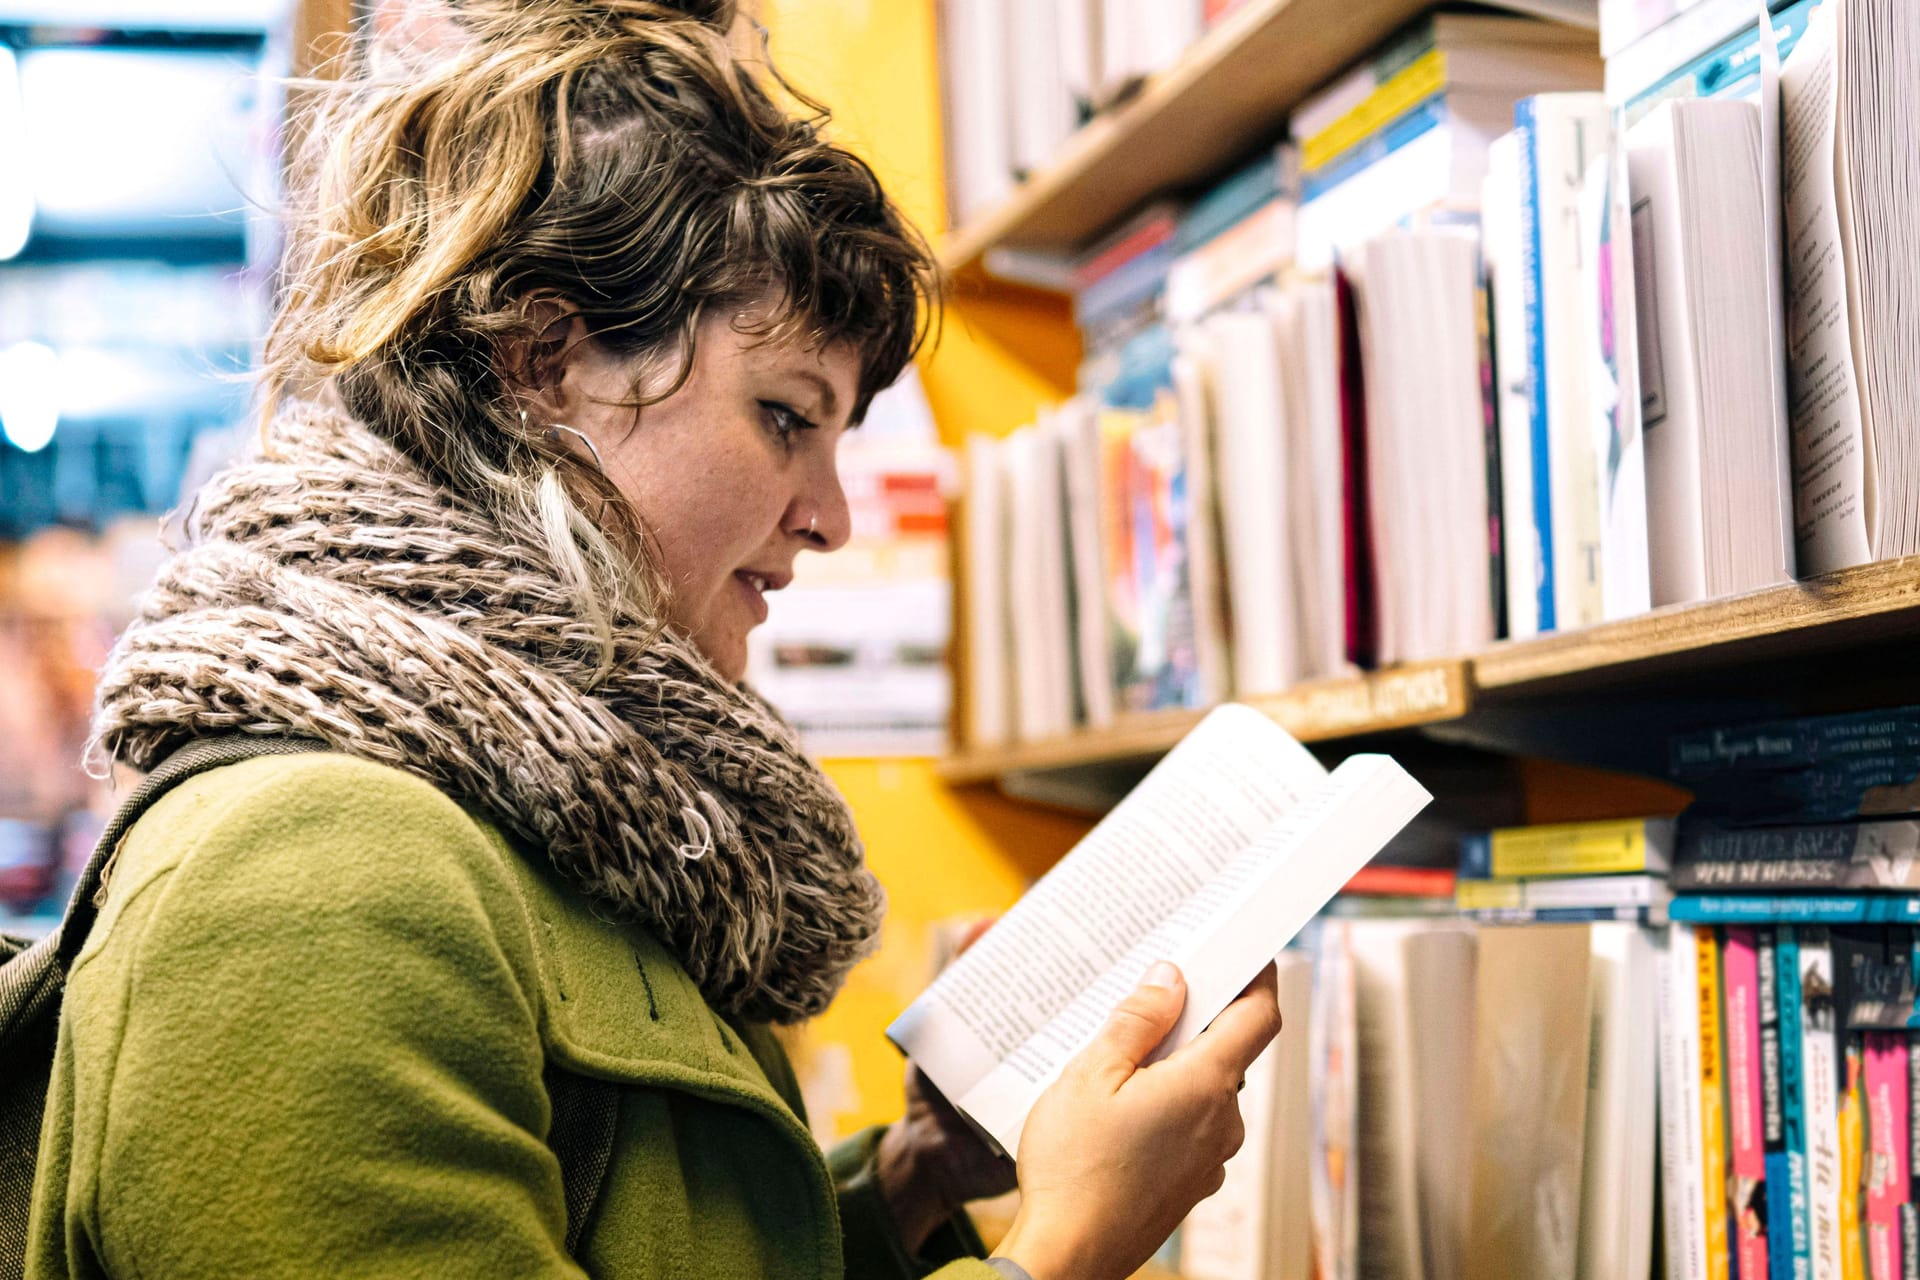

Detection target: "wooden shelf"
[942, 557, 1920, 789]
[940, 661, 1470, 785]
[1474, 557, 1920, 694]
[940, 0, 1436, 275]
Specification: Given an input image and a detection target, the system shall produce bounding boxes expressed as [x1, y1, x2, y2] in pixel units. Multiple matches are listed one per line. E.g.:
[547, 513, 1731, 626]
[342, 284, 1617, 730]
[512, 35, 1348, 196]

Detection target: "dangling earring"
[521, 409, 605, 473]
[547, 424, 606, 474]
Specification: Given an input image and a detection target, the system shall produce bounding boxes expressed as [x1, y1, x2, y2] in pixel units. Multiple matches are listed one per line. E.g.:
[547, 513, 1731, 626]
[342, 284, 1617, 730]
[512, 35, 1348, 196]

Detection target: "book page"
[887, 704, 1326, 1103]
[959, 754, 1432, 1154]
[1780, 4, 1872, 574]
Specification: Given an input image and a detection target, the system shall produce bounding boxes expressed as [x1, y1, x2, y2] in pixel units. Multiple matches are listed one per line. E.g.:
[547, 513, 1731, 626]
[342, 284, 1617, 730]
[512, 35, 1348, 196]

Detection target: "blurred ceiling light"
[0, 48, 28, 260]
[0, 340, 60, 452]
[21, 48, 255, 239]
[0, 1, 289, 32]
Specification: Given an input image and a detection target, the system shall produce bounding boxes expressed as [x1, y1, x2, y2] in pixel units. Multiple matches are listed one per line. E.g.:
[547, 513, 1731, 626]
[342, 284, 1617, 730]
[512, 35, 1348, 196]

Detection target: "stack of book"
[1455, 816, 1677, 925]
[1668, 707, 1920, 922]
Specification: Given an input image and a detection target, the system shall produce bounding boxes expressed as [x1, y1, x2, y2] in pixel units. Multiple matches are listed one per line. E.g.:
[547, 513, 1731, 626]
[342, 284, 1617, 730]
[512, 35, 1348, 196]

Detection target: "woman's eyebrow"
[784, 368, 839, 421]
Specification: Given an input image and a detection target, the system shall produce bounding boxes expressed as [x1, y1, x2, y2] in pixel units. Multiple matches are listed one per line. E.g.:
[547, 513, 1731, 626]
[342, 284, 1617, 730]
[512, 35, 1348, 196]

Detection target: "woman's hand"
[993, 961, 1282, 1280]
[877, 1062, 1020, 1251]
[877, 919, 1019, 1252]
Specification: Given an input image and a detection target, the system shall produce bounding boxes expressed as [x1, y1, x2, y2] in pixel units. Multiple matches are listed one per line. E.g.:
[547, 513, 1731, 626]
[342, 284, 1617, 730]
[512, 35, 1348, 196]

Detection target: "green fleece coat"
[26, 752, 998, 1280]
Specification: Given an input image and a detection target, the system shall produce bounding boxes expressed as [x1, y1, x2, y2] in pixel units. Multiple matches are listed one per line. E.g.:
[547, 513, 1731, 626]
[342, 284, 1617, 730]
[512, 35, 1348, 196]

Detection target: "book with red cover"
[1072, 202, 1181, 292]
[1342, 865, 1457, 898]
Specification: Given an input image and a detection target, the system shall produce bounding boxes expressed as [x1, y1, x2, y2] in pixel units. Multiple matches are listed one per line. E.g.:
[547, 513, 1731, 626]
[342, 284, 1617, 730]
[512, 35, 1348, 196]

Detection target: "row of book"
[1173, 913, 1658, 1280]
[957, 0, 1919, 746]
[1191, 914, 1920, 1280]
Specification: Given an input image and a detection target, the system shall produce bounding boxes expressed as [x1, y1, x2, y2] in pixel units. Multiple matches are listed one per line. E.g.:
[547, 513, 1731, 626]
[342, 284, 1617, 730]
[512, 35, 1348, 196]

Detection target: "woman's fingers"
[1082, 961, 1188, 1085]
[1183, 962, 1283, 1080]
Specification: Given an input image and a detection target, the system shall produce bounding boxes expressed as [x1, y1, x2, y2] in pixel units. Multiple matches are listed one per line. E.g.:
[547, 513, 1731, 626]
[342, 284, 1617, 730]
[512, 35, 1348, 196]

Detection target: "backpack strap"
[1, 735, 325, 1280]
[57, 736, 328, 974]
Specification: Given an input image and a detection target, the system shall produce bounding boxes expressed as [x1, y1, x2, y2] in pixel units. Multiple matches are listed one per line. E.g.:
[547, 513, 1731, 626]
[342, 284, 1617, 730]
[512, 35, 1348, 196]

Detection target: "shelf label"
[1269, 662, 1467, 738]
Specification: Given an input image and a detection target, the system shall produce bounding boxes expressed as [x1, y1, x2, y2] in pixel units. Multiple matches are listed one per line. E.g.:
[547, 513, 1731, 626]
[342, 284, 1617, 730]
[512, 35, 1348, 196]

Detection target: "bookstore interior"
[3, 0, 1920, 1275]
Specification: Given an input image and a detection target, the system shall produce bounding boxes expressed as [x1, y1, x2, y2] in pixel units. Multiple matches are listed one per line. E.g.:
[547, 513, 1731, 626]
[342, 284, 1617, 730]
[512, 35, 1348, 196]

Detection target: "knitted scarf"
[90, 401, 883, 1024]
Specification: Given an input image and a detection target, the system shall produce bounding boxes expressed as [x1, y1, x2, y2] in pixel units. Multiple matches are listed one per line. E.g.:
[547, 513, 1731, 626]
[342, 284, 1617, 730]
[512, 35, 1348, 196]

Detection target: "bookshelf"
[939, 0, 1438, 276]
[942, 555, 1920, 789]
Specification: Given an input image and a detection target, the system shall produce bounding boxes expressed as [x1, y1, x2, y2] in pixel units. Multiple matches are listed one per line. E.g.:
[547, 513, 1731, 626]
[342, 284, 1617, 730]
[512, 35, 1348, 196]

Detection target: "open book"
[887, 704, 1432, 1156]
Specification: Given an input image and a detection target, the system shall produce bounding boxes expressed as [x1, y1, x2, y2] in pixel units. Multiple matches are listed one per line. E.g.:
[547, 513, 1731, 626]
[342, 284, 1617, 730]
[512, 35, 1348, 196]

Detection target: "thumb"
[1084, 961, 1186, 1085]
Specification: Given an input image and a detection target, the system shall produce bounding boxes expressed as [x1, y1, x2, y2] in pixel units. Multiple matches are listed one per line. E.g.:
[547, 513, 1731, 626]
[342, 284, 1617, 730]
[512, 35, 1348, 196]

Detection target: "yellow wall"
[756, 0, 1080, 443]
[756, 0, 1093, 1138]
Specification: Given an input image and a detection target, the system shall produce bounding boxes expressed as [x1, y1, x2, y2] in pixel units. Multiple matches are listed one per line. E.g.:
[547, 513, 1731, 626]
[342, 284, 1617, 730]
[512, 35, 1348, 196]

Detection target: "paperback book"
[888, 705, 1431, 1155]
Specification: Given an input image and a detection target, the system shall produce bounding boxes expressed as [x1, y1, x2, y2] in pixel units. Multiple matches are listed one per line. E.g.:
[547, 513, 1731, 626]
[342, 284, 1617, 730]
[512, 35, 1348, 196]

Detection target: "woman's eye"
[760, 401, 817, 444]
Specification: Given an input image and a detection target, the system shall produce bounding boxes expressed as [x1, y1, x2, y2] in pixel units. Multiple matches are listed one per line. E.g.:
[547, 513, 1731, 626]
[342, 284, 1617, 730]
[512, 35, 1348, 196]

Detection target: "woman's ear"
[501, 297, 584, 420]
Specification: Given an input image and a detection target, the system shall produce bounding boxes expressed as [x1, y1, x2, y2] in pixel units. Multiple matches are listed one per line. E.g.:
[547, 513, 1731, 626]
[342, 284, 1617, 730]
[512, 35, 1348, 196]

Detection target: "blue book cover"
[1173, 147, 1291, 254]
[1759, 929, 1795, 1280]
[1673, 896, 1920, 925]
[1624, 0, 1821, 128]
[1463, 904, 1662, 925]
[1515, 95, 1556, 633]
[1457, 832, 1492, 880]
[1775, 926, 1812, 1279]
[1074, 241, 1176, 331]
[1687, 756, 1920, 826]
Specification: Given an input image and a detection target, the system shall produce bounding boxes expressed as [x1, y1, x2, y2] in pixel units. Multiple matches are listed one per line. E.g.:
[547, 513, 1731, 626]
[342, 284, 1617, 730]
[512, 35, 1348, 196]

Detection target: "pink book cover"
[1725, 928, 1770, 1280]
[1865, 1034, 1910, 1280]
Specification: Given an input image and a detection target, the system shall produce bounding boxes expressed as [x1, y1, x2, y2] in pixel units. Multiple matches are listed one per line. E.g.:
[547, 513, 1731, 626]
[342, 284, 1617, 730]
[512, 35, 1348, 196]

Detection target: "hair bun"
[451, 0, 738, 34]
[657, 0, 735, 27]
[445, 0, 737, 45]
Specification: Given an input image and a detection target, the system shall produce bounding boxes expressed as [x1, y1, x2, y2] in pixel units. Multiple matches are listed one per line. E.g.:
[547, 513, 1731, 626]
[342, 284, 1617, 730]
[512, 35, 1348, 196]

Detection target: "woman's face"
[543, 310, 859, 681]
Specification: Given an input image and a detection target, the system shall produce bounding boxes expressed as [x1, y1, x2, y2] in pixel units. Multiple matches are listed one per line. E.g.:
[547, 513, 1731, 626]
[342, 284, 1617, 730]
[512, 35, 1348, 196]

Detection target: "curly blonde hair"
[262, 0, 938, 658]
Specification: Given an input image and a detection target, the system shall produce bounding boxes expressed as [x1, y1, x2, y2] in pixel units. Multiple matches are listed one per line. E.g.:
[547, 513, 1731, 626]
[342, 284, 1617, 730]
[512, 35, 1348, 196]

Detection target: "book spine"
[1766, 929, 1802, 1280]
[1674, 899, 1920, 926]
[1299, 47, 1448, 173]
[1845, 1037, 1868, 1280]
[1867, 1034, 1909, 1280]
[1674, 823, 1920, 894]
[1477, 258, 1507, 641]
[1490, 817, 1667, 877]
[1805, 931, 1845, 1280]
[1458, 832, 1493, 880]
[1334, 267, 1377, 670]
[1298, 92, 1451, 204]
[1516, 96, 1557, 633]
[1783, 927, 1816, 1280]
[1172, 149, 1285, 254]
[1732, 927, 1776, 1279]
[1463, 904, 1662, 925]
[1905, 1022, 1920, 1280]
[1666, 922, 1713, 1280]
[1341, 865, 1455, 898]
[1681, 761, 1920, 827]
[1705, 927, 1733, 1280]
[1671, 716, 1920, 777]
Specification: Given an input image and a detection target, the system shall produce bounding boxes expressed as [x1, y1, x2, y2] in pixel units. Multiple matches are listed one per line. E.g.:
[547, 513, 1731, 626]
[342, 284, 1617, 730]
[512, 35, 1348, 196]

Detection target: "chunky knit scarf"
[91, 401, 883, 1023]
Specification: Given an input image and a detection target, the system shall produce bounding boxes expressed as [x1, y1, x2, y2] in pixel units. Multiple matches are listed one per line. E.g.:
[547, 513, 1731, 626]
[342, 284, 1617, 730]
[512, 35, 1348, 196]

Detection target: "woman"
[25, 3, 1280, 1277]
